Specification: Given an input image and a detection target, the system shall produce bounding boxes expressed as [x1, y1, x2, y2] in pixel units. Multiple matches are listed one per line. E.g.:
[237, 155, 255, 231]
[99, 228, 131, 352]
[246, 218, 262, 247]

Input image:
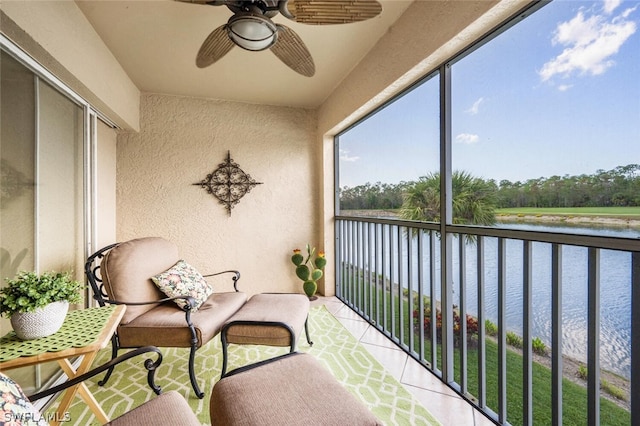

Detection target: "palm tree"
[400, 171, 497, 225]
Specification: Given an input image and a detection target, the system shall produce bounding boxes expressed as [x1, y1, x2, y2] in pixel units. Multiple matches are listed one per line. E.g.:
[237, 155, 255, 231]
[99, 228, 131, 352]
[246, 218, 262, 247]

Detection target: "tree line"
[340, 164, 640, 211]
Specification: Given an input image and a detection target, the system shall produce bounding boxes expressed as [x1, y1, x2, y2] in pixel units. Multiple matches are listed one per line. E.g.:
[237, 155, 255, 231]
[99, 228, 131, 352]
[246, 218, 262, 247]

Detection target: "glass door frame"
[1, 33, 118, 276]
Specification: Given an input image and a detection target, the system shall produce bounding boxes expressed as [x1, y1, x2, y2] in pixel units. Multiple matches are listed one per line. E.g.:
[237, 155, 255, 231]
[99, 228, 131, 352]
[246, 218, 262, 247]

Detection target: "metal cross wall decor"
[193, 151, 262, 215]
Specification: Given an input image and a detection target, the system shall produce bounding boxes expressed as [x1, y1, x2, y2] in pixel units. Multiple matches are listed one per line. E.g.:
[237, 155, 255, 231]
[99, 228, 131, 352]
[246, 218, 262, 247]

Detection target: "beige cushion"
[102, 237, 179, 324]
[107, 391, 200, 426]
[210, 353, 382, 425]
[224, 293, 310, 347]
[117, 291, 247, 348]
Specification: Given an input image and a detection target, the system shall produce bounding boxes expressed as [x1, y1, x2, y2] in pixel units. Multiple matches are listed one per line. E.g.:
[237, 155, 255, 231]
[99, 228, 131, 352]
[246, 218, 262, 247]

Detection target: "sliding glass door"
[1, 51, 36, 281]
[0, 51, 85, 296]
[36, 79, 85, 275]
[0, 45, 116, 394]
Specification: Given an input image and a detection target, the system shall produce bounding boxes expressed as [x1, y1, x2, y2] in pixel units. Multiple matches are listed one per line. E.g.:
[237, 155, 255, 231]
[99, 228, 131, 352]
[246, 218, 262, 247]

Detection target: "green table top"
[0, 305, 117, 363]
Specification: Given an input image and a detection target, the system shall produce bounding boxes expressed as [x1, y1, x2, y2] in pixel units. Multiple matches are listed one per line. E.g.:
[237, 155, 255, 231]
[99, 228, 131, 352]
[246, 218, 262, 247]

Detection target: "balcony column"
[439, 63, 454, 383]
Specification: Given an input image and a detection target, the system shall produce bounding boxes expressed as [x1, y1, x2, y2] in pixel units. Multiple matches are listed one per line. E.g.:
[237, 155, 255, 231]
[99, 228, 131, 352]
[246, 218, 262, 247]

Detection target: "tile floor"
[312, 296, 495, 426]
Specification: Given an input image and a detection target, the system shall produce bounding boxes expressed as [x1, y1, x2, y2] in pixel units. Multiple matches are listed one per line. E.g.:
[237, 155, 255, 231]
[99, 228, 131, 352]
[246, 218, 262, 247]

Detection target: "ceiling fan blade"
[196, 25, 235, 68]
[284, 0, 382, 25]
[270, 24, 315, 77]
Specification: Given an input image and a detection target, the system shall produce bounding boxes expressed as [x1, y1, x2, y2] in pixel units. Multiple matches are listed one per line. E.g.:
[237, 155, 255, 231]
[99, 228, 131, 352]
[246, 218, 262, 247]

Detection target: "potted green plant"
[0, 270, 84, 340]
[291, 244, 326, 300]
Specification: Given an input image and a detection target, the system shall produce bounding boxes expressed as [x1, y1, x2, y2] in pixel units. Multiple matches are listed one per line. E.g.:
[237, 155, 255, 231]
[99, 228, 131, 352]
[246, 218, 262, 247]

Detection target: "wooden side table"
[0, 305, 125, 425]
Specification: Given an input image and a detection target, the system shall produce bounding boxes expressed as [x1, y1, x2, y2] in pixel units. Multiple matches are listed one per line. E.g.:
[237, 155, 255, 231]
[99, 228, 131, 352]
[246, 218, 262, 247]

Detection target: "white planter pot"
[10, 301, 69, 340]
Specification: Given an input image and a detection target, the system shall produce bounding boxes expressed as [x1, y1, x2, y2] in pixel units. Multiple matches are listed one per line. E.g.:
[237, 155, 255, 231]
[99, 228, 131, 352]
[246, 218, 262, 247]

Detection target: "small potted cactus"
[291, 244, 326, 300]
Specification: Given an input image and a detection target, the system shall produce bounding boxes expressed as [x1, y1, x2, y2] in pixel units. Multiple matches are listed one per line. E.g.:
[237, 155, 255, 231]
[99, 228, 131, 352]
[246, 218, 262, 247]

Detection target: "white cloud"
[339, 149, 359, 162]
[603, 0, 622, 14]
[466, 97, 484, 115]
[539, 4, 636, 83]
[456, 133, 479, 144]
[621, 6, 638, 18]
[558, 84, 574, 92]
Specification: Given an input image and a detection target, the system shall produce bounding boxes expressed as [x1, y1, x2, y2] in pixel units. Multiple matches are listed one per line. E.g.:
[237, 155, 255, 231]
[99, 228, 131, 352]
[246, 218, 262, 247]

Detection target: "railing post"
[523, 240, 533, 426]
[632, 251, 639, 426]
[334, 219, 344, 298]
[408, 227, 414, 352]
[429, 231, 437, 371]
[587, 248, 600, 426]
[459, 235, 467, 395]
[498, 238, 507, 424]
[476, 236, 486, 409]
[441, 231, 454, 383]
[382, 224, 388, 333]
[374, 223, 379, 322]
[551, 244, 563, 426]
[398, 225, 405, 345]
[417, 229, 425, 361]
[390, 225, 397, 342]
[367, 223, 374, 321]
[356, 221, 362, 310]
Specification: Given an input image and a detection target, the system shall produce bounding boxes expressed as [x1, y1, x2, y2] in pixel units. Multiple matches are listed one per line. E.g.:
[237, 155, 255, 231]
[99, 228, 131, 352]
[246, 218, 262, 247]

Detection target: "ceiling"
[75, 0, 413, 109]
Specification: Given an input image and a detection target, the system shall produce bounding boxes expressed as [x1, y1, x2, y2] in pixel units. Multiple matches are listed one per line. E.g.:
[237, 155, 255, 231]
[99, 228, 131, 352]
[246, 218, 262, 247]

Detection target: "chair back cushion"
[102, 237, 179, 324]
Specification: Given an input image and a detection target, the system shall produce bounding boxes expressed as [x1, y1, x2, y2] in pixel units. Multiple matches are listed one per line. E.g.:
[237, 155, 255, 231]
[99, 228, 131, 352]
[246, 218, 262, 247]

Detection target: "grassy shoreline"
[341, 208, 640, 229]
[353, 281, 632, 424]
[496, 207, 640, 228]
[497, 207, 640, 217]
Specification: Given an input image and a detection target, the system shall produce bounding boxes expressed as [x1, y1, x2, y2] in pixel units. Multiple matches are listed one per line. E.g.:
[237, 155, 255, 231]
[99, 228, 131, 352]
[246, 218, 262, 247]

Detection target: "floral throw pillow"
[151, 260, 213, 312]
[0, 372, 49, 426]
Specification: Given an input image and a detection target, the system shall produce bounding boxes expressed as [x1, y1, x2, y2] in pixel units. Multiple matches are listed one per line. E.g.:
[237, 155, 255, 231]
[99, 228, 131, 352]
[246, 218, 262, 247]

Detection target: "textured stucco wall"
[117, 94, 319, 296]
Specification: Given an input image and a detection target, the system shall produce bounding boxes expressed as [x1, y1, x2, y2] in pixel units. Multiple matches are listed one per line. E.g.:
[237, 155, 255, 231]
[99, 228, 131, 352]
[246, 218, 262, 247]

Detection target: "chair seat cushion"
[117, 292, 247, 348]
[210, 353, 382, 425]
[107, 390, 200, 426]
[224, 293, 310, 346]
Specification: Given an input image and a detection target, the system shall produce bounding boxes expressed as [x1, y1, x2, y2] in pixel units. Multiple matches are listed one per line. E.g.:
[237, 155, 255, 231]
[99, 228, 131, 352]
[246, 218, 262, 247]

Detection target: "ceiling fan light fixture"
[227, 14, 278, 51]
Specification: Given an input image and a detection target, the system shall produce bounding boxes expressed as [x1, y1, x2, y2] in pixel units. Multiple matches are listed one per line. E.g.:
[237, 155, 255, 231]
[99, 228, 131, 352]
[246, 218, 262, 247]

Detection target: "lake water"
[370, 222, 638, 379]
[462, 224, 635, 379]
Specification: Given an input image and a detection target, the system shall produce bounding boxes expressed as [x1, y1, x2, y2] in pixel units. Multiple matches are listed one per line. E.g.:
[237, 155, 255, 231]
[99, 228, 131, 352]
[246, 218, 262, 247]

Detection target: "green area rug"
[54, 306, 440, 425]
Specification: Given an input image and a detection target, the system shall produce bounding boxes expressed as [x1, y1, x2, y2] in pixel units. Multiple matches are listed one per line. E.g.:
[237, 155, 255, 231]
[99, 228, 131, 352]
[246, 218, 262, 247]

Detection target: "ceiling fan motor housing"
[185, 0, 382, 76]
[226, 11, 279, 51]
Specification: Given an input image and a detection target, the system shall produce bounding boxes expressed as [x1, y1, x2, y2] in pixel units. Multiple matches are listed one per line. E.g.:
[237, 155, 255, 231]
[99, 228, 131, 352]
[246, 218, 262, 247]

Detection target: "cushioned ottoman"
[220, 293, 312, 376]
[210, 353, 382, 425]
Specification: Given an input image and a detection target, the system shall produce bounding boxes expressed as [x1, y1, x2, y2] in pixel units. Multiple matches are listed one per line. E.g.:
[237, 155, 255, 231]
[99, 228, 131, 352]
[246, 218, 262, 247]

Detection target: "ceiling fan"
[176, 0, 383, 77]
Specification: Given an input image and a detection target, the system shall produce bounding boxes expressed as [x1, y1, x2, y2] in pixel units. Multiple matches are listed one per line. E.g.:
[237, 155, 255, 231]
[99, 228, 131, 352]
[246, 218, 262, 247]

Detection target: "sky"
[338, 0, 640, 188]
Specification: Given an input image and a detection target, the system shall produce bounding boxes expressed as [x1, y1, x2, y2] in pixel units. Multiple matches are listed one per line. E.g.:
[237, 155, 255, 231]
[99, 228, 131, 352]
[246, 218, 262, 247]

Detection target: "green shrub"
[575, 368, 626, 401]
[485, 320, 498, 336]
[601, 379, 626, 401]
[532, 337, 547, 355]
[577, 365, 588, 380]
[506, 331, 523, 348]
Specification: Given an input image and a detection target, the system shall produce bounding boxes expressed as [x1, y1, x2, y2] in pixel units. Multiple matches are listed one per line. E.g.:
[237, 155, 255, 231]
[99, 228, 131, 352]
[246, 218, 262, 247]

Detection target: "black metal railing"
[335, 215, 639, 425]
